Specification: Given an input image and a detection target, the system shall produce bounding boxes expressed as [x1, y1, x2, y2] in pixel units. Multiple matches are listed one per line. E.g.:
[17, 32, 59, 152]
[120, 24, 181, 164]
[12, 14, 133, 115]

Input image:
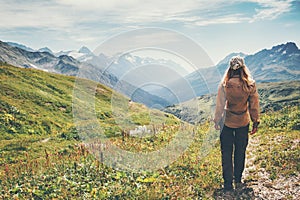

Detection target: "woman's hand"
[250, 121, 259, 135]
[214, 123, 220, 130]
[250, 127, 257, 135]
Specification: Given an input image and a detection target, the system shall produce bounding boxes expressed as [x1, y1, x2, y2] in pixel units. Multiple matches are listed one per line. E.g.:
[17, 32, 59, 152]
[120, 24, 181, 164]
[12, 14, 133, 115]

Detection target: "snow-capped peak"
[79, 46, 92, 54]
[38, 47, 53, 54]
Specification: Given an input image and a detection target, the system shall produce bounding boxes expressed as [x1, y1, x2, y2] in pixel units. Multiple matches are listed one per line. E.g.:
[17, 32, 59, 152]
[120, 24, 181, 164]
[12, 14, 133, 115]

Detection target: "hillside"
[2, 41, 300, 108]
[0, 41, 171, 108]
[0, 64, 179, 139]
[0, 64, 299, 199]
[1, 98, 299, 198]
[163, 81, 300, 125]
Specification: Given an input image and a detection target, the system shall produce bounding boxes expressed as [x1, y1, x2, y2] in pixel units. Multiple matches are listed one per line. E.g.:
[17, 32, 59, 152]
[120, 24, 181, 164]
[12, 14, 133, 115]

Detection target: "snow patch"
[28, 63, 39, 69]
[68, 51, 85, 59]
[275, 47, 283, 53]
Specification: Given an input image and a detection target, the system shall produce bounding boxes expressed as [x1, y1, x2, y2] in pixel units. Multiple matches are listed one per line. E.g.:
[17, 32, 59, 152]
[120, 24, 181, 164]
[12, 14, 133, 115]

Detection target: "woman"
[214, 56, 260, 191]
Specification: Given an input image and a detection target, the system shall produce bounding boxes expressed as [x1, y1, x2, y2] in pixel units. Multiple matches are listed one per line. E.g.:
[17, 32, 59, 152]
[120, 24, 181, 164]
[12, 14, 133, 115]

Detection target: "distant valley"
[1, 40, 299, 110]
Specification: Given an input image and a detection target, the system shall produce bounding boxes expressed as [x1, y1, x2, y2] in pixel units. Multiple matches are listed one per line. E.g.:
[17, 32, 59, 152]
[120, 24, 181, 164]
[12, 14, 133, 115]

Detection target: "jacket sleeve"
[248, 83, 260, 123]
[214, 84, 226, 124]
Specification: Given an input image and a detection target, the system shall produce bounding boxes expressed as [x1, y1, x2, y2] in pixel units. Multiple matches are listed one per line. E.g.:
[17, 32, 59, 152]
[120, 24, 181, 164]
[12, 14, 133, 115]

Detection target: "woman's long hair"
[221, 56, 254, 93]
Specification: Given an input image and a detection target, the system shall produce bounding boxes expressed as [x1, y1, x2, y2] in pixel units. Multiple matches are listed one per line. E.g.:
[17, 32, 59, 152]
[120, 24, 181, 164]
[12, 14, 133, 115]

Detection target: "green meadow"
[0, 64, 299, 199]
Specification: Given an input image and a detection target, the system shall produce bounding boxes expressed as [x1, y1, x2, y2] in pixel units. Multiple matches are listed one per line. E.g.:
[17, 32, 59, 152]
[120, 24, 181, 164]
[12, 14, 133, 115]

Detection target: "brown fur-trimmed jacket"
[214, 76, 260, 128]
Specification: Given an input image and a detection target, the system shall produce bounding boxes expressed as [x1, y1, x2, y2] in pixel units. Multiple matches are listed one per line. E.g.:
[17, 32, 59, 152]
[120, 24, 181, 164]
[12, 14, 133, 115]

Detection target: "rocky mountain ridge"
[154, 42, 300, 105]
[0, 41, 170, 108]
[1, 40, 299, 109]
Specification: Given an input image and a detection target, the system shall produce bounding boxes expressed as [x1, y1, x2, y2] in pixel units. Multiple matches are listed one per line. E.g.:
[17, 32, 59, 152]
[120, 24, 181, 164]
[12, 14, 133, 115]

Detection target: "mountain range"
[154, 42, 300, 105]
[1, 40, 299, 109]
[0, 41, 80, 76]
[216, 42, 300, 82]
[0, 40, 171, 108]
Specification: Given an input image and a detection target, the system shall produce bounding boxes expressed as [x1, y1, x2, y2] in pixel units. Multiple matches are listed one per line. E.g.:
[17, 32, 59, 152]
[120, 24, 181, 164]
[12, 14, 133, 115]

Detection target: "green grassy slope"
[258, 81, 300, 112]
[1, 105, 298, 199]
[0, 64, 299, 199]
[0, 64, 180, 166]
[0, 64, 76, 137]
[0, 64, 179, 138]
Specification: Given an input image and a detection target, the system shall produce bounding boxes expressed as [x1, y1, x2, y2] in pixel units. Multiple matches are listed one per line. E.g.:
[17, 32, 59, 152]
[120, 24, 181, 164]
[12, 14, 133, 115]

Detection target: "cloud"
[0, 0, 294, 30]
[182, 14, 251, 26]
[0, 0, 74, 29]
[249, 0, 294, 22]
[0, 0, 296, 53]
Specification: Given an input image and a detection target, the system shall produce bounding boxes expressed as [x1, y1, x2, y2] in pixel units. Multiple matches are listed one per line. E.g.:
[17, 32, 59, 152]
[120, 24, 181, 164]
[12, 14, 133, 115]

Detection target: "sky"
[0, 0, 299, 64]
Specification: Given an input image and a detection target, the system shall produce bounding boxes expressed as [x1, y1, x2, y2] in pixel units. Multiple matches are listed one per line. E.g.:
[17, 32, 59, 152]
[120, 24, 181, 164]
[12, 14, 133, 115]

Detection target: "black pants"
[220, 124, 249, 187]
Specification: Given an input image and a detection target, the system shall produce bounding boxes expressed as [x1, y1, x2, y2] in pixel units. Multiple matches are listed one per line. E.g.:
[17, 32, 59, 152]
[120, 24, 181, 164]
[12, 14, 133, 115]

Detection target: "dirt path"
[243, 136, 300, 200]
[213, 135, 300, 199]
